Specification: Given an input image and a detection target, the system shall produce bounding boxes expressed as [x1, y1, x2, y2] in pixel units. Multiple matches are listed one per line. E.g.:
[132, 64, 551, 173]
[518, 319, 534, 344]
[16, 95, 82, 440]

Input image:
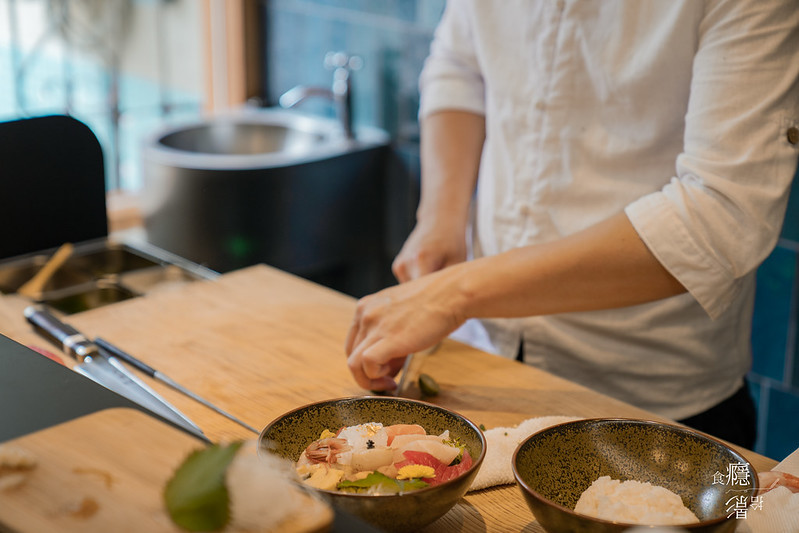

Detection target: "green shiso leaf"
[337, 471, 428, 494]
[164, 441, 243, 531]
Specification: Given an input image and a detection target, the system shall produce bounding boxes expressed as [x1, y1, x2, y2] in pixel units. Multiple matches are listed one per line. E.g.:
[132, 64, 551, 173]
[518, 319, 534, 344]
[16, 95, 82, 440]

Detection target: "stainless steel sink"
[141, 108, 381, 170]
[157, 121, 327, 156]
[44, 280, 139, 315]
[140, 107, 392, 296]
[0, 239, 218, 314]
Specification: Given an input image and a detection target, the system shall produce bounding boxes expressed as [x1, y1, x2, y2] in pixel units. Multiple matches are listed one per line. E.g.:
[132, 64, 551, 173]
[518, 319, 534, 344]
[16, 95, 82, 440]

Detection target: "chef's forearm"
[449, 211, 688, 320]
[417, 110, 484, 228]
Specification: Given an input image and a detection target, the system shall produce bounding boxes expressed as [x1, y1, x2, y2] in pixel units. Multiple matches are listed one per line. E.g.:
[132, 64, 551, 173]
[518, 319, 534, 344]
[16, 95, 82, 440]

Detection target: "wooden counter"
[0, 265, 778, 532]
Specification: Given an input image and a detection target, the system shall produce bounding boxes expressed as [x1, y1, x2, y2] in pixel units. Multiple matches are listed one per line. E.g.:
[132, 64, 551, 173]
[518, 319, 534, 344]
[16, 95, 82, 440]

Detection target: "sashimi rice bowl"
[258, 397, 486, 532]
[297, 421, 473, 494]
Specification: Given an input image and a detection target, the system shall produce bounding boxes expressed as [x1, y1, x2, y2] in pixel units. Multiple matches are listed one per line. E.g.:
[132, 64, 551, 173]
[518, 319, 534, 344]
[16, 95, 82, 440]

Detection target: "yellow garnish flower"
[319, 429, 336, 439]
[396, 465, 436, 480]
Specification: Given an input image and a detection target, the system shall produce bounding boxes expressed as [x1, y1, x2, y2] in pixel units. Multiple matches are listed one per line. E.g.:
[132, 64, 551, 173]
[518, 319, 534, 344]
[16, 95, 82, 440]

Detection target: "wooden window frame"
[201, 0, 263, 111]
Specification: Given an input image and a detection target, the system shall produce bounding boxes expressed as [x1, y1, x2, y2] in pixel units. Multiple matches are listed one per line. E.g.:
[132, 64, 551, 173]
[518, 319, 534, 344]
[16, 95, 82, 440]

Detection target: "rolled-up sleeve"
[626, 0, 799, 319]
[418, 0, 486, 119]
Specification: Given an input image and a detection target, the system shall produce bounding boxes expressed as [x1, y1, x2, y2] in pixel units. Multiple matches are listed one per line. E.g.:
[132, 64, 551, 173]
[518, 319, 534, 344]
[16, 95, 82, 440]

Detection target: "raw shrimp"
[304, 438, 351, 464]
[758, 470, 799, 493]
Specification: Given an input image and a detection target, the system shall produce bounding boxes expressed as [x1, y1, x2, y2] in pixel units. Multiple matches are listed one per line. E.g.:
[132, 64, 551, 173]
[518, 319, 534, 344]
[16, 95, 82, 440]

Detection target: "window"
[0, 0, 259, 193]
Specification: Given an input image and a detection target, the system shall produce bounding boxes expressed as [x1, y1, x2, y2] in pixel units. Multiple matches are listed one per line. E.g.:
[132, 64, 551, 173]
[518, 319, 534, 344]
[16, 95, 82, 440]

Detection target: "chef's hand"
[345, 268, 465, 391]
[392, 217, 467, 283]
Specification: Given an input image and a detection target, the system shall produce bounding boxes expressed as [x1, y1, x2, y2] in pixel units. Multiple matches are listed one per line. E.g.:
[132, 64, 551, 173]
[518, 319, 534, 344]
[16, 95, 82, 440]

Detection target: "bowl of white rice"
[512, 418, 758, 533]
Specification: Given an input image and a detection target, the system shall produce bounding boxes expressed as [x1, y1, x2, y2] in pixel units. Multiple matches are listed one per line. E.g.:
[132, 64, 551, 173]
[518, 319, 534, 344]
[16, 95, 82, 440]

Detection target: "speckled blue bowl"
[512, 418, 758, 533]
[258, 396, 486, 533]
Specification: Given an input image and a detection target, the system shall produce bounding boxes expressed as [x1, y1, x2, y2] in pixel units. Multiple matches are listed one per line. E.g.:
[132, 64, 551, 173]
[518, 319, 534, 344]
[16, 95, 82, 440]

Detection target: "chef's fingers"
[392, 257, 410, 283]
[354, 354, 407, 391]
[394, 252, 443, 283]
[348, 337, 405, 390]
[348, 350, 390, 390]
[415, 253, 443, 279]
[345, 291, 393, 356]
[368, 356, 406, 391]
[344, 310, 361, 355]
[345, 311, 373, 361]
[346, 338, 377, 389]
[391, 237, 416, 282]
[345, 294, 379, 356]
[386, 356, 407, 377]
[368, 375, 398, 391]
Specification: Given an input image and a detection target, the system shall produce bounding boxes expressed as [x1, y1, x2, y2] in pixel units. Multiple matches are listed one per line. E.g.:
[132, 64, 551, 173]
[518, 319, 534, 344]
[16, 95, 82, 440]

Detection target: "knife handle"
[23, 306, 96, 361]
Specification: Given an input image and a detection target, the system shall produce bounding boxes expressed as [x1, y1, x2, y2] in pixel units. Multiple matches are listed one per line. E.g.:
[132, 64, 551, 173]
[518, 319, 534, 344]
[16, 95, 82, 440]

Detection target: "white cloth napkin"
[736, 446, 799, 533]
[736, 486, 799, 532]
[468, 416, 581, 491]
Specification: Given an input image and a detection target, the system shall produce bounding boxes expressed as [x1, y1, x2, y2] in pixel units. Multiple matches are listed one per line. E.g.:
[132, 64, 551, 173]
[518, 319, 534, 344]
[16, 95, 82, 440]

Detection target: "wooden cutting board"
[0, 408, 197, 532]
[0, 408, 333, 533]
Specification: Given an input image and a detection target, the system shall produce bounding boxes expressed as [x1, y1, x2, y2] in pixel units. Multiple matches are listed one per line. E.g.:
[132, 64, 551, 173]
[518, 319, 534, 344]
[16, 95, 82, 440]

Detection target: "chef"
[345, 0, 799, 448]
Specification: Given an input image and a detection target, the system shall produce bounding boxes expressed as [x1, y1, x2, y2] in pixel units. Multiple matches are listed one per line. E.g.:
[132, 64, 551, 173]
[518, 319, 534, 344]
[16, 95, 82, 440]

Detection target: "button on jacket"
[419, 0, 799, 419]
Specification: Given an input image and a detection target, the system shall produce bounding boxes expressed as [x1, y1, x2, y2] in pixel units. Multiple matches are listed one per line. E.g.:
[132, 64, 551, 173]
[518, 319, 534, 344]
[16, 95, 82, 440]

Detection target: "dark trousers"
[677, 382, 758, 450]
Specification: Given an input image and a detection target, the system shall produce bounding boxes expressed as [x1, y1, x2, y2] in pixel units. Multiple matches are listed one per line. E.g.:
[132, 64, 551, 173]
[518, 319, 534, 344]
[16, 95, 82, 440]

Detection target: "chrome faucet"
[279, 51, 363, 139]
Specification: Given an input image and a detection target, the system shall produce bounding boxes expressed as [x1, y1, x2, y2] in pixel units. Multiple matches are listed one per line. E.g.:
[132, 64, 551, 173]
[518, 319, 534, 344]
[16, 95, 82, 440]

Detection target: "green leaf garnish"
[443, 436, 466, 465]
[164, 441, 243, 531]
[418, 373, 440, 396]
[337, 471, 428, 494]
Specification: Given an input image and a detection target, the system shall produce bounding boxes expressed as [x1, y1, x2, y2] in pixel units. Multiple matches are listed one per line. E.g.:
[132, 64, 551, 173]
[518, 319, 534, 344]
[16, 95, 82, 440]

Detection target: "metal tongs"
[395, 343, 441, 397]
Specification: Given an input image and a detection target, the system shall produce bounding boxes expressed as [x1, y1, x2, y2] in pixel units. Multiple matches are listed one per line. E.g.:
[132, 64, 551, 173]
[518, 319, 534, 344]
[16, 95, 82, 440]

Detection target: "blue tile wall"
[263, 0, 799, 461]
[781, 172, 799, 243]
[264, 0, 442, 142]
[794, 319, 799, 389]
[751, 246, 795, 382]
[764, 386, 799, 461]
[748, 164, 799, 460]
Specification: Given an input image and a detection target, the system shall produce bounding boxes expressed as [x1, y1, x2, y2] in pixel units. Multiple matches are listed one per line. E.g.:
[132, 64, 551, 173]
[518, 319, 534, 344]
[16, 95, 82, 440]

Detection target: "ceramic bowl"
[258, 396, 486, 533]
[512, 418, 758, 533]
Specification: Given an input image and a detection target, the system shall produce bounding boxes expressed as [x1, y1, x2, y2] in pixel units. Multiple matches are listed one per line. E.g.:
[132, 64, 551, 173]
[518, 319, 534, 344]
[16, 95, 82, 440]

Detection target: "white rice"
[574, 476, 700, 526]
[227, 442, 328, 531]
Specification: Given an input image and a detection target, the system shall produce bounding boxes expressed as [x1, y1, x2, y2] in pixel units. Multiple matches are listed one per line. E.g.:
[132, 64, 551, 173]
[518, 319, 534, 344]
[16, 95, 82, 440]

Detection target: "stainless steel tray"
[0, 239, 218, 314]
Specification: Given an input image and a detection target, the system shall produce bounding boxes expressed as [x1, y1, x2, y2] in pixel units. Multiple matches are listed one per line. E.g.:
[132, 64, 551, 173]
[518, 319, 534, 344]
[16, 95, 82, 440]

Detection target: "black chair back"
[0, 115, 108, 259]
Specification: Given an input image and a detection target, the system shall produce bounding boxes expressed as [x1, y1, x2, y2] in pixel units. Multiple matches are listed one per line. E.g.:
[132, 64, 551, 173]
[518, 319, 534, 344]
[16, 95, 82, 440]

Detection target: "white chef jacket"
[419, 0, 799, 419]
